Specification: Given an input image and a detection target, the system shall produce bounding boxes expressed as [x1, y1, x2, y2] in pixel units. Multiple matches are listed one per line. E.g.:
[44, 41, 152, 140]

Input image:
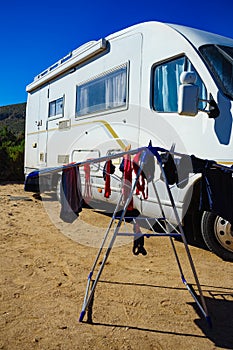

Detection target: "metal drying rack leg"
[79, 146, 211, 326]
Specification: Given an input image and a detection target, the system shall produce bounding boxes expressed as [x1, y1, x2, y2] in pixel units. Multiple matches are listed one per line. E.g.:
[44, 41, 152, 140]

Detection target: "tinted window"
[200, 45, 233, 100]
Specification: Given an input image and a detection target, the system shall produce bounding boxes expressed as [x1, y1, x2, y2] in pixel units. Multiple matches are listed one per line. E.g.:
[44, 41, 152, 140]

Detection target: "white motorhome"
[25, 21, 233, 261]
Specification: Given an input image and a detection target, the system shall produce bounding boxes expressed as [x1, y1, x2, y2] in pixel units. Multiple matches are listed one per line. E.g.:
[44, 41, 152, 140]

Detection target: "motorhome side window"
[76, 64, 127, 117]
[152, 56, 207, 112]
[49, 97, 64, 118]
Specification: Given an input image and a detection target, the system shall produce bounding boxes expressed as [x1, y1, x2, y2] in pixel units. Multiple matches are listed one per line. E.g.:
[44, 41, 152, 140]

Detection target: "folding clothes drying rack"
[78, 144, 211, 326]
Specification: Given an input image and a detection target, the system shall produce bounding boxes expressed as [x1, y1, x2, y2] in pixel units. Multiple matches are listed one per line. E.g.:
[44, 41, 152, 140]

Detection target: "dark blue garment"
[190, 155, 216, 173]
[200, 167, 233, 225]
[60, 166, 83, 223]
[103, 160, 115, 180]
[148, 143, 233, 224]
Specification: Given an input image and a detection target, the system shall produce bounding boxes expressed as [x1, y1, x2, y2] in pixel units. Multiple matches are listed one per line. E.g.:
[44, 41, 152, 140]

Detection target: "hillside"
[0, 102, 26, 181]
[0, 102, 26, 135]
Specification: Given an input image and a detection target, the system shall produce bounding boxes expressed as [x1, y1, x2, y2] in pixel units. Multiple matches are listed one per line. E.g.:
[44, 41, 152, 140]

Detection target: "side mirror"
[178, 71, 199, 116]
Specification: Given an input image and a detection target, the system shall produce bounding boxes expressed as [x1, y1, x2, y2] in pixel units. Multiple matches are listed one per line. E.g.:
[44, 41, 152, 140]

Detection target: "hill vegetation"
[0, 103, 26, 181]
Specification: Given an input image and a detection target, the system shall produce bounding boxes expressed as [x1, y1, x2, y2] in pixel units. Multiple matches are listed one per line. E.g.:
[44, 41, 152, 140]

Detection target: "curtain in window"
[105, 68, 126, 109]
[76, 65, 127, 116]
[78, 86, 89, 115]
[154, 57, 207, 112]
[154, 57, 185, 112]
[49, 102, 56, 117]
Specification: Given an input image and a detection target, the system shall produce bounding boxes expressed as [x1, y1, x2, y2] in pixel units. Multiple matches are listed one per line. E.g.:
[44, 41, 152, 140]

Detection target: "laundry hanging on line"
[60, 165, 83, 223]
[58, 146, 232, 225]
[83, 163, 92, 203]
[200, 166, 233, 225]
[160, 151, 233, 224]
[119, 150, 155, 201]
[122, 153, 134, 210]
[103, 160, 115, 198]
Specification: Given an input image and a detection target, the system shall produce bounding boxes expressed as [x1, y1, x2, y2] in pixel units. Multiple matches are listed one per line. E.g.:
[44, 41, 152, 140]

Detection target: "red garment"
[122, 154, 133, 210]
[83, 163, 92, 203]
[104, 160, 111, 198]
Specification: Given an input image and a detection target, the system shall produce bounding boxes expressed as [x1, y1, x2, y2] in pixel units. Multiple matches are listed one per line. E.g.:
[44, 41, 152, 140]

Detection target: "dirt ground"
[0, 183, 233, 350]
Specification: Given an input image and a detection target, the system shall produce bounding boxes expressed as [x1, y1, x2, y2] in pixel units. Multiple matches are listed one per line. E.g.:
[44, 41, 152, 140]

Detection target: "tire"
[201, 211, 233, 261]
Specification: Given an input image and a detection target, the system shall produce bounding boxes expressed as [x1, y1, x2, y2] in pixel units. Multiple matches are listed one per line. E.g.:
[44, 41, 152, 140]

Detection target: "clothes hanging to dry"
[160, 152, 178, 185]
[119, 150, 155, 203]
[189, 155, 233, 224]
[132, 221, 147, 256]
[160, 152, 233, 224]
[200, 167, 233, 225]
[103, 160, 115, 198]
[133, 152, 148, 199]
[104, 160, 111, 198]
[60, 165, 83, 223]
[122, 153, 134, 210]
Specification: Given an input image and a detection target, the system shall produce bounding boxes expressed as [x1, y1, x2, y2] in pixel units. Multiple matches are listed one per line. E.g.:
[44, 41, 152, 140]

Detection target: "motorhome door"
[36, 88, 48, 168]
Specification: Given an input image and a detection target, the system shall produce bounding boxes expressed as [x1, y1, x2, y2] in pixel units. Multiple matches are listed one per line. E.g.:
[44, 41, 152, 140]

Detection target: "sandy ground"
[0, 183, 233, 350]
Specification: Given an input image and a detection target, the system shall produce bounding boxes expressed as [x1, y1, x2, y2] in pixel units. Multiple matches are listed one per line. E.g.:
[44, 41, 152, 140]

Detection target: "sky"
[0, 0, 233, 107]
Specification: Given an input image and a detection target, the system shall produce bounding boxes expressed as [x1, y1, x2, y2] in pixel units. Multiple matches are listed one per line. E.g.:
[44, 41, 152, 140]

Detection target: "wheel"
[201, 211, 233, 261]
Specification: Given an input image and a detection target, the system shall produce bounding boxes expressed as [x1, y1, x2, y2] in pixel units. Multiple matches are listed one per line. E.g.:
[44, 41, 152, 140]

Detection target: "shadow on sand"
[83, 280, 233, 349]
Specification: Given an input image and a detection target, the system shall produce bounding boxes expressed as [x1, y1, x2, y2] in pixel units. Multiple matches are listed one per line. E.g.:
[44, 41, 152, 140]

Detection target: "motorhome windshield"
[199, 44, 233, 100]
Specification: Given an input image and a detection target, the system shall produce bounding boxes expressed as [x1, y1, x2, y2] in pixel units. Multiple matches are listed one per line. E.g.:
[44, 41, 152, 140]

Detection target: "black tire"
[201, 211, 233, 261]
[183, 210, 206, 248]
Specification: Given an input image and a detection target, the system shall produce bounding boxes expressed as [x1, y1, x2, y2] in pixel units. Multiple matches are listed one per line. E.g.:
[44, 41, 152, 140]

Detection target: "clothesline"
[55, 143, 233, 225]
[29, 143, 233, 178]
[32, 146, 149, 177]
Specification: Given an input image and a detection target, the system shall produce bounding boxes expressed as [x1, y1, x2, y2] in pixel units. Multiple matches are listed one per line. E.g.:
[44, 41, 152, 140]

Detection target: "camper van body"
[25, 21, 233, 260]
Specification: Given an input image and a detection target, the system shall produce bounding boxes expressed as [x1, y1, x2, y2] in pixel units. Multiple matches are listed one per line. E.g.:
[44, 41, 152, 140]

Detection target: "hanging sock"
[132, 222, 147, 256]
[104, 160, 111, 198]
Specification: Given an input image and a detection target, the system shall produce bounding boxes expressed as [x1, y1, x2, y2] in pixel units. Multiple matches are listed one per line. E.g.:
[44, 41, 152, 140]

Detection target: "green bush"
[0, 126, 25, 181]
